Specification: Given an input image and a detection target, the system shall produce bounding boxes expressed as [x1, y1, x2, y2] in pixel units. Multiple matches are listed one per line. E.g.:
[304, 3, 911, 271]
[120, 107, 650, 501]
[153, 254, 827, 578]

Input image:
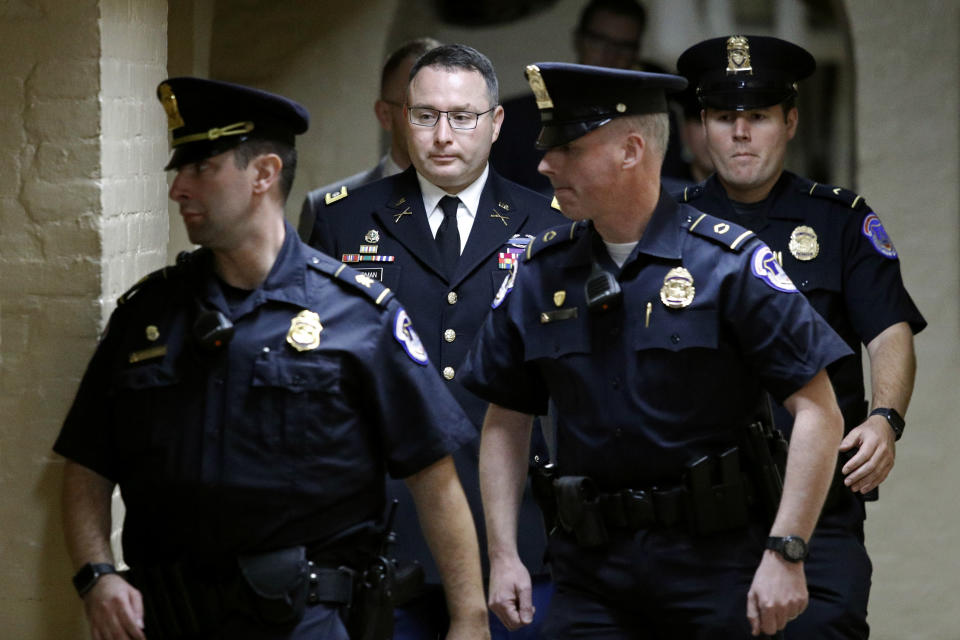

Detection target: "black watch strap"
[765, 535, 808, 562]
[870, 407, 905, 441]
[72, 562, 117, 597]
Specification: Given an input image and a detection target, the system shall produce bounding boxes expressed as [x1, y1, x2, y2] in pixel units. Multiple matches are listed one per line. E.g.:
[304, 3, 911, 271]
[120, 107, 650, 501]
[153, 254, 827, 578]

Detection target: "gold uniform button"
[447, 291, 458, 305]
[442, 366, 455, 380]
[444, 329, 457, 343]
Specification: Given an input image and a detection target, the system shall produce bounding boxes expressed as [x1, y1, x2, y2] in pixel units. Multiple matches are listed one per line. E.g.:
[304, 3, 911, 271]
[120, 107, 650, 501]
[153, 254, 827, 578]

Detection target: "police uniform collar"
[636, 190, 684, 260]
[579, 190, 683, 266]
[708, 172, 802, 221]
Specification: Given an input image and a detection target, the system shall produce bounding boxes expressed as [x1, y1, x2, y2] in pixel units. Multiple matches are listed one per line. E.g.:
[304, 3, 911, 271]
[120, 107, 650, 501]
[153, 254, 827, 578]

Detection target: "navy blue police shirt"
[53, 223, 475, 567]
[677, 172, 926, 429]
[461, 192, 853, 490]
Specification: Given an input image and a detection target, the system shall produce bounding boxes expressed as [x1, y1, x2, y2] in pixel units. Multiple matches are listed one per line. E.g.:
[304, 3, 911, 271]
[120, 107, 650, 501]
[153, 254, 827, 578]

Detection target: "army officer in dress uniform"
[306, 44, 563, 639]
[461, 62, 853, 638]
[675, 35, 926, 639]
[55, 77, 488, 640]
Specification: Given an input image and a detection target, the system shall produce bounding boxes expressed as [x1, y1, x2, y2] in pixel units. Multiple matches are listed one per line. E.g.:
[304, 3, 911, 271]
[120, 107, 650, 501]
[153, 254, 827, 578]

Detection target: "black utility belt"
[126, 547, 354, 640]
[532, 427, 787, 547]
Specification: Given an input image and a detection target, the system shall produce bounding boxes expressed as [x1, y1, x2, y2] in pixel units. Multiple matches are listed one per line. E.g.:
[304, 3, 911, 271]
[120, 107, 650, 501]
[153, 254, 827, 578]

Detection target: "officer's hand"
[746, 550, 807, 637]
[839, 415, 896, 493]
[83, 573, 146, 640]
[487, 553, 535, 631]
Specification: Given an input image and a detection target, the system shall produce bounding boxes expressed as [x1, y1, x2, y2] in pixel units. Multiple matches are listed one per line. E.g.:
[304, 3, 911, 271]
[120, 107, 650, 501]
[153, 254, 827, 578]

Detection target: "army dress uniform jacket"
[298, 154, 394, 241]
[461, 191, 852, 491]
[53, 223, 475, 567]
[678, 172, 926, 436]
[308, 166, 563, 583]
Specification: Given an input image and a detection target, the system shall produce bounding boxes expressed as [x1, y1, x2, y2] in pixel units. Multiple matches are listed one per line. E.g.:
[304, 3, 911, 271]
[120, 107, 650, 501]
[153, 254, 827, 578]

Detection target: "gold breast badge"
[660, 267, 695, 308]
[286, 310, 323, 352]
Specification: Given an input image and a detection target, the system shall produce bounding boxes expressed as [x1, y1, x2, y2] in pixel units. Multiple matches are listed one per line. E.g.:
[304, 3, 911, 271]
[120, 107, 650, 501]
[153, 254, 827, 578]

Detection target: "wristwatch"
[870, 407, 905, 441]
[72, 562, 117, 597]
[766, 536, 808, 562]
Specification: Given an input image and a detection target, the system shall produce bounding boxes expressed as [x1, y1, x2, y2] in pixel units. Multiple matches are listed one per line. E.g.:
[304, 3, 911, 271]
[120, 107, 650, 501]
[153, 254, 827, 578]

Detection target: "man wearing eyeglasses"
[298, 37, 441, 241]
[307, 44, 562, 639]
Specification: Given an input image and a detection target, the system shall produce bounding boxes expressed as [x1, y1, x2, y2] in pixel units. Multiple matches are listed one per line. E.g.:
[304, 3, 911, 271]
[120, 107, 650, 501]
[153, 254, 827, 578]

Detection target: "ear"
[374, 99, 393, 132]
[785, 106, 799, 141]
[621, 130, 645, 169]
[490, 104, 505, 143]
[251, 154, 283, 195]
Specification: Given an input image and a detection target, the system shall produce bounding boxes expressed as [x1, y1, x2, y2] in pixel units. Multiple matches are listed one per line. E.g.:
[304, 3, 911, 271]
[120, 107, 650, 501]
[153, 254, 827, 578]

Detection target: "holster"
[739, 421, 787, 523]
[554, 476, 608, 546]
[345, 554, 408, 640]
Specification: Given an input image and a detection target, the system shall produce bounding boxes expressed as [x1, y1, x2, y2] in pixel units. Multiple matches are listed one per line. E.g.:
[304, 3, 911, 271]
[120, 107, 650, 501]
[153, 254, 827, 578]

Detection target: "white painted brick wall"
[0, 1, 168, 637]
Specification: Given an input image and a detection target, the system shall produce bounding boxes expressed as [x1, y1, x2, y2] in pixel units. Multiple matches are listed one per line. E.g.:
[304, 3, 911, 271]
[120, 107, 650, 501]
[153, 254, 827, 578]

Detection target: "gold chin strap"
[172, 121, 255, 147]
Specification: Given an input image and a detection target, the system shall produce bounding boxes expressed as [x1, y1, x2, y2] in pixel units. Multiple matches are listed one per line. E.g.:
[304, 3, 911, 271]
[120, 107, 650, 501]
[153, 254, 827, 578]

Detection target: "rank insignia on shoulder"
[660, 267, 695, 308]
[492, 261, 518, 309]
[789, 225, 819, 261]
[393, 308, 429, 365]
[287, 310, 323, 352]
[861, 213, 898, 259]
[355, 273, 376, 288]
[324, 186, 348, 205]
[687, 213, 754, 251]
[751, 245, 798, 293]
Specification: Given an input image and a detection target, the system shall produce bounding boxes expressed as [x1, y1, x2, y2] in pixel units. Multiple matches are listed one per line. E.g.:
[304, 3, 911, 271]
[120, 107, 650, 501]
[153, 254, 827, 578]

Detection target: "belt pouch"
[237, 546, 309, 626]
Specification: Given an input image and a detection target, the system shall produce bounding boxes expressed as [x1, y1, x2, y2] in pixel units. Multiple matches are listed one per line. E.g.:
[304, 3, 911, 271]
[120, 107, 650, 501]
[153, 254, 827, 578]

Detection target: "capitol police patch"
[492, 260, 518, 309]
[393, 308, 428, 365]
[861, 213, 898, 259]
[751, 245, 798, 293]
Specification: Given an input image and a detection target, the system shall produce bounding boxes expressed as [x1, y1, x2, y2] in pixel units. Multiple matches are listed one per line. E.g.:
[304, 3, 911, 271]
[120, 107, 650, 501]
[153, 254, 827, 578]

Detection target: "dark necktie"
[436, 195, 461, 276]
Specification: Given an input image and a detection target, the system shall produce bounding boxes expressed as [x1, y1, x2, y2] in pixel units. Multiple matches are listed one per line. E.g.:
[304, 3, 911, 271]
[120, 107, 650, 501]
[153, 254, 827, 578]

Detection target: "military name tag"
[540, 308, 578, 324]
[660, 267, 695, 308]
[287, 310, 322, 352]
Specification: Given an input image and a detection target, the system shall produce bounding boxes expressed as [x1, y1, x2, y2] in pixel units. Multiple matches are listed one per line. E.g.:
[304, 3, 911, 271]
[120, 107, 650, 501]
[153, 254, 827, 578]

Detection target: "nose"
[433, 113, 454, 145]
[733, 115, 750, 140]
[538, 151, 556, 177]
[169, 170, 189, 202]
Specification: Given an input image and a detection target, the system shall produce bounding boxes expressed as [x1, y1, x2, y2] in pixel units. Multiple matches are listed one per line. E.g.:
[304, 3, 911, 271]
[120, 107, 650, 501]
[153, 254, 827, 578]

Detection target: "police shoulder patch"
[684, 211, 754, 253]
[805, 180, 868, 211]
[307, 253, 394, 307]
[525, 221, 585, 262]
[393, 308, 429, 365]
[860, 212, 899, 259]
[751, 244, 798, 293]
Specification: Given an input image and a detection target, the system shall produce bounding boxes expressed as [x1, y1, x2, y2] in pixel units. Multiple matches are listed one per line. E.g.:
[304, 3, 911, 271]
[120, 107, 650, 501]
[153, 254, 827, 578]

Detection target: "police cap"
[156, 77, 310, 170]
[677, 35, 815, 111]
[524, 62, 687, 150]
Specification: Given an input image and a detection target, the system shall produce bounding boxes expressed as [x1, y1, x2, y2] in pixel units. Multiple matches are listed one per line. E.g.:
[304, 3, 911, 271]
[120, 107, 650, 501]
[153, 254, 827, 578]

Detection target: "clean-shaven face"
[405, 66, 503, 194]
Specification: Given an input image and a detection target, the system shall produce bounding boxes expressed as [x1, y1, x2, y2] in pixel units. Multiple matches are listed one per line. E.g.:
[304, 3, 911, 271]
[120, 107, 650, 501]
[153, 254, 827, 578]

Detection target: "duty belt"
[532, 424, 787, 546]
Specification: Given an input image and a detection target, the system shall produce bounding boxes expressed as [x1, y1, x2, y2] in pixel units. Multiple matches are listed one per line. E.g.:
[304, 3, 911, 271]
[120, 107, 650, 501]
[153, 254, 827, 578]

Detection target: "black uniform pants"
[785, 491, 871, 640]
[542, 520, 771, 639]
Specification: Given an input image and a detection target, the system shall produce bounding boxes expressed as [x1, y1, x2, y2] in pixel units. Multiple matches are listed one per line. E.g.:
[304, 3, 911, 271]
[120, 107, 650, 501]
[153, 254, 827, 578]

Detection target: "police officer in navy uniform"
[54, 77, 490, 640]
[460, 62, 855, 638]
[675, 35, 927, 639]
[308, 44, 562, 639]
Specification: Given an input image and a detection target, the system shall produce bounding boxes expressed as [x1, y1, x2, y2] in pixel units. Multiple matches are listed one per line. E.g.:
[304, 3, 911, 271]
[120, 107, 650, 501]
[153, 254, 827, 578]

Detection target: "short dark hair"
[576, 0, 648, 35]
[781, 95, 797, 119]
[408, 43, 500, 107]
[380, 37, 442, 96]
[232, 139, 297, 202]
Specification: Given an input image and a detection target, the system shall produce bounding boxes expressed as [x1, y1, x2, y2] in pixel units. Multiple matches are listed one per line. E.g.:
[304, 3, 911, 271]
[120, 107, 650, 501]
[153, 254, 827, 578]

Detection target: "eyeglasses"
[407, 106, 497, 130]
